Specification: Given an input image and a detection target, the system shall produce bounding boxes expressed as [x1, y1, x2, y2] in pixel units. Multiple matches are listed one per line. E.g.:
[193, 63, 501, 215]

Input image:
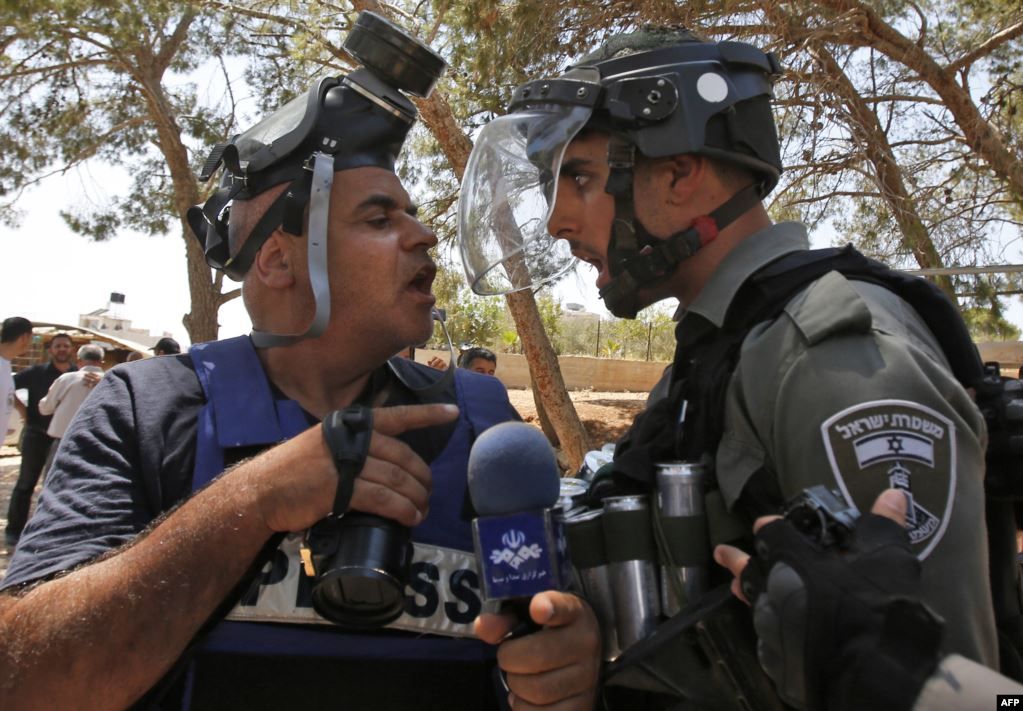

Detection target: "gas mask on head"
[188, 11, 446, 347]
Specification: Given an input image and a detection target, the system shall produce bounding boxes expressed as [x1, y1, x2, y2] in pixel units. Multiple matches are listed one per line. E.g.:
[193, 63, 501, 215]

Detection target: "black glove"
[740, 508, 943, 711]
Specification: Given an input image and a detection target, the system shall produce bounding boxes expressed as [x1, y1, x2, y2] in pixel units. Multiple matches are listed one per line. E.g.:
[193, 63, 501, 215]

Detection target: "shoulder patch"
[821, 399, 955, 560]
[785, 271, 872, 345]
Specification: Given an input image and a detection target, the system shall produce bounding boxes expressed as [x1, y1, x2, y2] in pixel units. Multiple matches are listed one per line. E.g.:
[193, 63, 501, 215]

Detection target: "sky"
[4, 167, 209, 347]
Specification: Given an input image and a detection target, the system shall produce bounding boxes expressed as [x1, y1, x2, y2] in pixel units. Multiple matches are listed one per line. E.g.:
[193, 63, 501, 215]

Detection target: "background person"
[0, 317, 33, 445]
[429, 345, 499, 376]
[458, 346, 498, 376]
[150, 337, 180, 356]
[37, 343, 106, 478]
[5, 332, 78, 549]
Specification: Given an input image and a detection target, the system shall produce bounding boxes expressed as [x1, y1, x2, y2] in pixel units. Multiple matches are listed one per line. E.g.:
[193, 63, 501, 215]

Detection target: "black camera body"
[783, 485, 860, 550]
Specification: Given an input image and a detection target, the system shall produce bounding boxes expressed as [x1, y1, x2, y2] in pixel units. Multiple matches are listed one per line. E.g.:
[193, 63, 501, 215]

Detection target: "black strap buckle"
[321, 405, 374, 517]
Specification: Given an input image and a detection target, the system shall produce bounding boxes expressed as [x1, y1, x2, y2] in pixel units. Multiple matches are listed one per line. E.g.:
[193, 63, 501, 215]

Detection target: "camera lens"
[310, 513, 413, 628]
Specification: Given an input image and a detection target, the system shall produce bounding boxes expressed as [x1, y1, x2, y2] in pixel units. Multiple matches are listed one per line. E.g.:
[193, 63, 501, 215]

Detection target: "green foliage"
[598, 306, 674, 361]
[558, 308, 602, 356]
[0, 3, 239, 230]
[963, 306, 1021, 341]
[499, 329, 520, 353]
[6, 0, 1023, 343]
[429, 260, 676, 361]
[552, 301, 675, 361]
[429, 260, 504, 349]
[0, 1, 248, 336]
[959, 274, 1022, 340]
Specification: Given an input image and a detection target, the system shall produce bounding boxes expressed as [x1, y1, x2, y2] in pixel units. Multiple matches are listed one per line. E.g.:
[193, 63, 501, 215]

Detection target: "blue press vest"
[187, 337, 514, 665]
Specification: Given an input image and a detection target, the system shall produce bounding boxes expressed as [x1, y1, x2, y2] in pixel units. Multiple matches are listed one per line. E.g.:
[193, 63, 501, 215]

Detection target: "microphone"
[467, 422, 572, 608]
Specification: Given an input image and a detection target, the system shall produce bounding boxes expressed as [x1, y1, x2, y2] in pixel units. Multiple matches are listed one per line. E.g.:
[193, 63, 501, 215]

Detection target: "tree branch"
[947, 21, 1023, 74]
[154, 8, 199, 75]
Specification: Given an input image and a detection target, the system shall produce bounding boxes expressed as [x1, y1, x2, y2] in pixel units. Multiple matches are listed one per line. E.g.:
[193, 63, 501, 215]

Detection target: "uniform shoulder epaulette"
[783, 270, 873, 346]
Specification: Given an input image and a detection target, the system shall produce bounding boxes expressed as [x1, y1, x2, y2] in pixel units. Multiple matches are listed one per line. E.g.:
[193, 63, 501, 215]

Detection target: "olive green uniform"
[687, 221, 997, 667]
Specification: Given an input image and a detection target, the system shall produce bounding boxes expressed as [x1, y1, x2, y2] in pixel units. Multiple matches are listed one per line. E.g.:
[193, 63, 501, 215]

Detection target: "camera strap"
[322, 406, 374, 516]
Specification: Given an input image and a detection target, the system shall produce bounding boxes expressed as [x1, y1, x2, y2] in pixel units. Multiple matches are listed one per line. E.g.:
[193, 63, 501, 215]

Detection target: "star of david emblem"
[822, 400, 956, 560]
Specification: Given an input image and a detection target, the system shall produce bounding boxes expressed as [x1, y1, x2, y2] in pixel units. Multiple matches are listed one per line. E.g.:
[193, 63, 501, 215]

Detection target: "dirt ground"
[507, 388, 646, 450]
[0, 389, 646, 583]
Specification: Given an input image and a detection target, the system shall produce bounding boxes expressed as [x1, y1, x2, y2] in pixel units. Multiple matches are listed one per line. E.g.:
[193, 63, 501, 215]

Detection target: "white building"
[78, 293, 171, 348]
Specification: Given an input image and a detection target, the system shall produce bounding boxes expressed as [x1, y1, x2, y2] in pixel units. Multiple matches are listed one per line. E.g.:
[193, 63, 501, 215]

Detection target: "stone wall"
[978, 342, 1023, 375]
[415, 341, 1023, 391]
[414, 349, 668, 392]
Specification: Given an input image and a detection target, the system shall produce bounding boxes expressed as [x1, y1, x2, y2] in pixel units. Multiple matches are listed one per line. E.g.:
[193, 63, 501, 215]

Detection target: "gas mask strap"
[283, 171, 313, 236]
[250, 152, 334, 348]
[602, 136, 649, 318]
[387, 308, 457, 398]
[223, 189, 289, 280]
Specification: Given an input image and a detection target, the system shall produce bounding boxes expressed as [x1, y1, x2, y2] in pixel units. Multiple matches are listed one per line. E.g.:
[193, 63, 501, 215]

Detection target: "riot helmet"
[458, 28, 782, 318]
[188, 12, 446, 347]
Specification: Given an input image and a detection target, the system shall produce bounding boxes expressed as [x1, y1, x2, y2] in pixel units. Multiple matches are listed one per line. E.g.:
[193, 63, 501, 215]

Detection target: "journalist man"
[0, 13, 597, 710]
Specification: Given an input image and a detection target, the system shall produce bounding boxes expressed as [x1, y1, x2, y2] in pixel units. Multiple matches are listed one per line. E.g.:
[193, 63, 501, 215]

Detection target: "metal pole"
[595, 317, 601, 358]
[903, 264, 1023, 277]
[646, 322, 653, 361]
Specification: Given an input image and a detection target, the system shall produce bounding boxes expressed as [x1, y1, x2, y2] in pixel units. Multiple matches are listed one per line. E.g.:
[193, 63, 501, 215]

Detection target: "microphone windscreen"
[468, 421, 560, 516]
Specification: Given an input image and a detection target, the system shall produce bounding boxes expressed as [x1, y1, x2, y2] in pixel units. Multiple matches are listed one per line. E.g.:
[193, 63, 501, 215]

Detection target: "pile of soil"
[507, 389, 645, 450]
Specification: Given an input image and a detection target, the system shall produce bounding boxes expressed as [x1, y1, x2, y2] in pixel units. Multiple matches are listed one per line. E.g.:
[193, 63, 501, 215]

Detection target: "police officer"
[458, 24, 996, 676]
[0, 14, 597, 710]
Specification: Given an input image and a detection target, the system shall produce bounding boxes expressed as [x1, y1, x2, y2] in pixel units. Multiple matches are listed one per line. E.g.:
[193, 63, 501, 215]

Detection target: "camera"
[783, 485, 860, 549]
[306, 512, 414, 628]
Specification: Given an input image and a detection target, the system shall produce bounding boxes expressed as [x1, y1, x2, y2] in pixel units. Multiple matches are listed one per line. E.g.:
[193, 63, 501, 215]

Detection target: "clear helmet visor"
[458, 104, 592, 295]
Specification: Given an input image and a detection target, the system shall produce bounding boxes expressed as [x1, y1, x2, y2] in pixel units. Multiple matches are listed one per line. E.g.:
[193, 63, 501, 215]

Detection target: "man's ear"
[251, 229, 297, 289]
[665, 154, 706, 204]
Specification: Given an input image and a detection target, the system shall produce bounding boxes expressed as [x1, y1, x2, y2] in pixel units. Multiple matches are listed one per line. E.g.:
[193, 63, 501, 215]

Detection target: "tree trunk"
[532, 381, 560, 447]
[506, 290, 591, 469]
[181, 226, 225, 343]
[133, 18, 239, 344]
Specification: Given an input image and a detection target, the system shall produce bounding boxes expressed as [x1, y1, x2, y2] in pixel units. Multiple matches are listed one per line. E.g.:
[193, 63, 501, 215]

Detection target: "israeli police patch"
[821, 399, 955, 560]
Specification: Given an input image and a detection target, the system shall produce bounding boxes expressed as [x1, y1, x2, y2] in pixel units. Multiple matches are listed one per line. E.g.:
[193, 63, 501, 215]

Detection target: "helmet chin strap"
[598, 137, 762, 318]
[250, 152, 334, 349]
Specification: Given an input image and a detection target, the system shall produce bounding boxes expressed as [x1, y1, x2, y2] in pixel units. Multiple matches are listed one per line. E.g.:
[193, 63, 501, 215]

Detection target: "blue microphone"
[467, 422, 572, 604]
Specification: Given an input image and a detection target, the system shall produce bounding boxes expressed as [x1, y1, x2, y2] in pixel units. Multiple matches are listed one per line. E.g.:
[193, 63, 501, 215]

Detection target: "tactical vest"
[186, 336, 513, 663]
[613, 244, 1023, 680]
[616, 245, 979, 509]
